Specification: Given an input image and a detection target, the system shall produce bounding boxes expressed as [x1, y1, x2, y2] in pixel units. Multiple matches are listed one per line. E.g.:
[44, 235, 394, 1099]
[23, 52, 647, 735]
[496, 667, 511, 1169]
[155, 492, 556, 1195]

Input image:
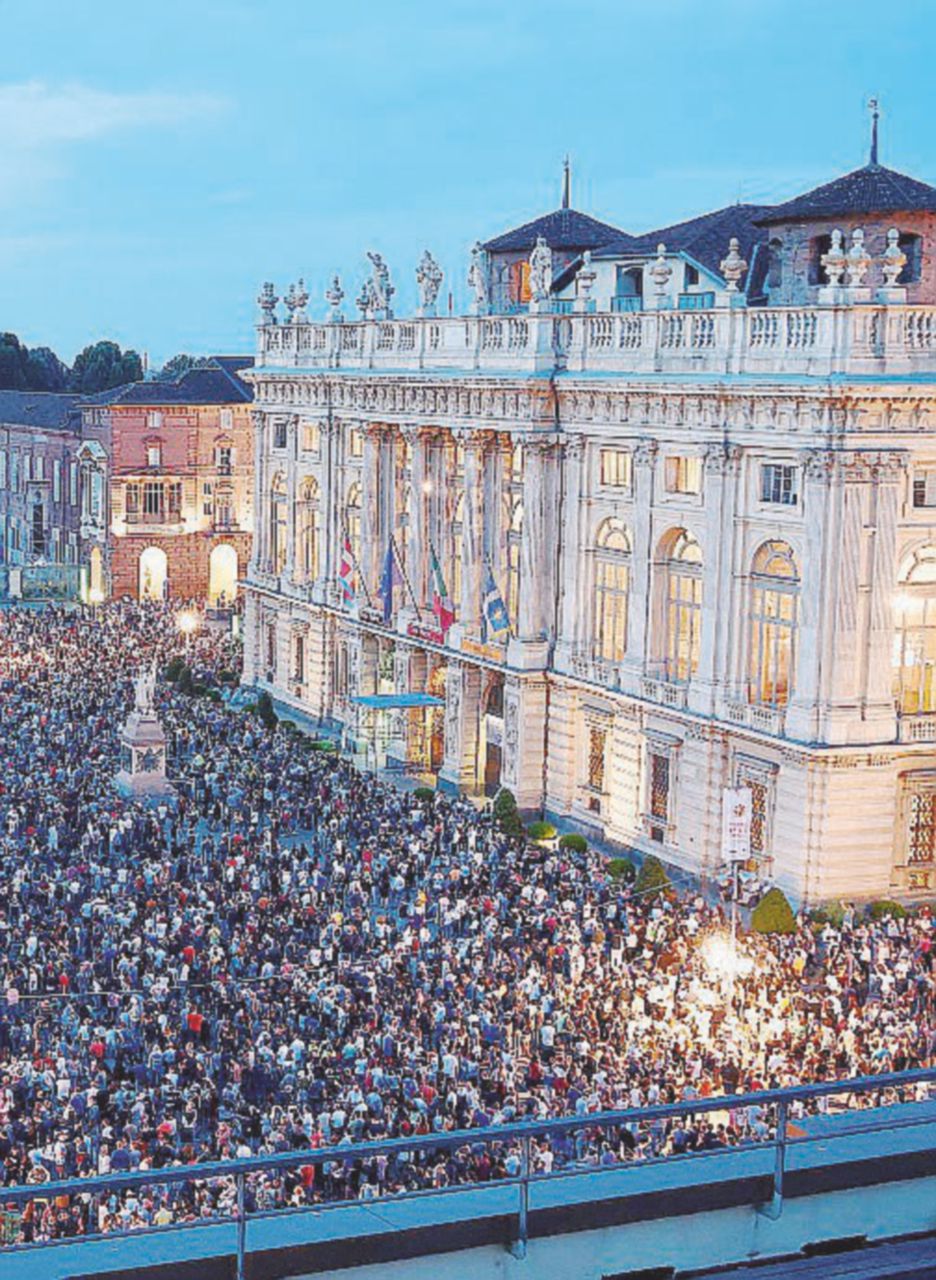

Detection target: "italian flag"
[430, 546, 455, 636]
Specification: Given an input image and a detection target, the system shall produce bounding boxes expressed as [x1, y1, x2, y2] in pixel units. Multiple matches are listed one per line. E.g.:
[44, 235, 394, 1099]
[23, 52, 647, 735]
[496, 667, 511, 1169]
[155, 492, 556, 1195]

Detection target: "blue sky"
[1, 0, 935, 367]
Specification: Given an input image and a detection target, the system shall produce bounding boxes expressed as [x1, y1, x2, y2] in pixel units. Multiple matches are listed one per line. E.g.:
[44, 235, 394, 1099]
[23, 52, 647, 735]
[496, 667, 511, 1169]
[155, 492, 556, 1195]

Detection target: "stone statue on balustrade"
[415, 250, 443, 316]
[257, 282, 279, 325]
[467, 242, 489, 315]
[366, 251, 395, 318]
[528, 236, 553, 308]
[325, 275, 345, 323]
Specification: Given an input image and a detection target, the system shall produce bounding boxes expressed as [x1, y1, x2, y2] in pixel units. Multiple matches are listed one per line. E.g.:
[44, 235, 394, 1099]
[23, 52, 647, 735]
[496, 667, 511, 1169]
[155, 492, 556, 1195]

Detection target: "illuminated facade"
[244, 153, 936, 903]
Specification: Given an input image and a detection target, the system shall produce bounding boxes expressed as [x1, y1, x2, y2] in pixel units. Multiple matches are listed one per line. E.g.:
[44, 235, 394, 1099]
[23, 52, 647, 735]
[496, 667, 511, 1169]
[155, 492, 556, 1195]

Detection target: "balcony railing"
[898, 710, 936, 742]
[254, 302, 936, 379]
[1, 1068, 933, 1277]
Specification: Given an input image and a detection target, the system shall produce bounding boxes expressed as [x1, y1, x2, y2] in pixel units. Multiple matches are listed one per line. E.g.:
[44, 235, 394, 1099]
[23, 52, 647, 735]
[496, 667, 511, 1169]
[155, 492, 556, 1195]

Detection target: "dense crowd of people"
[0, 600, 933, 1246]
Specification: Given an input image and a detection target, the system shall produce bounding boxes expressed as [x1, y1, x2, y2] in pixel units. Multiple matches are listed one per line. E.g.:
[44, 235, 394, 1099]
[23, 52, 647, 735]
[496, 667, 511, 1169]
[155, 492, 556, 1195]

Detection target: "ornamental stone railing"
[256, 303, 936, 378]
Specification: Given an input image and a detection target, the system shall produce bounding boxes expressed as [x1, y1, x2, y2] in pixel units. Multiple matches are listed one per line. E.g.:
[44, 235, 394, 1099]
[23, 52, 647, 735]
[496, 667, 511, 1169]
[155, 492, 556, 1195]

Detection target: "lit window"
[270, 474, 288, 574]
[748, 541, 799, 708]
[593, 517, 630, 663]
[302, 422, 320, 453]
[895, 546, 936, 714]
[600, 449, 632, 489]
[662, 529, 703, 683]
[664, 455, 702, 495]
[349, 429, 364, 459]
[761, 464, 798, 506]
[298, 477, 320, 581]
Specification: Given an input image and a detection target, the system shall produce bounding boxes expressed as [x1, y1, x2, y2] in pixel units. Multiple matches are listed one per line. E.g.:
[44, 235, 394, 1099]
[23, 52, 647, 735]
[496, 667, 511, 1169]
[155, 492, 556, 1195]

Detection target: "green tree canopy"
[69, 341, 143, 393]
[155, 353, 212, 381]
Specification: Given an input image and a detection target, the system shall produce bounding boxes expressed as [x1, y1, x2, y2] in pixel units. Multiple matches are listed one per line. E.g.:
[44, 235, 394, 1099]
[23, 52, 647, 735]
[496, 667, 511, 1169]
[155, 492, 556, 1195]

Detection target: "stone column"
[438, 660, 483, 794]
[785, 450, 835, 743]
[501, 674, 548, 810]
[456, 428, 489, 637]
[621, 439, 657, 694]
[405, 425, 428, 608]
[554, 435, 585, 671]
[361, 425, 381, 600]
[320, 417, 341, 590]
[249, 410, 267, 574]
[517, 434, 559, 643]
[284, 415, 299, 584]
[688, 443, 741, 716]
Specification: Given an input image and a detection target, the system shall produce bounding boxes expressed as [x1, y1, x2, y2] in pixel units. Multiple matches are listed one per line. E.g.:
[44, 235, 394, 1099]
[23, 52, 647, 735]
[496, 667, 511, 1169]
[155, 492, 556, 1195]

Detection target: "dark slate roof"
[0, 390, 82, 431]
[755, 163, 936, 224]
[596, 203, 774, 284]
[82, 356, 254, 408]
[482, 206, 633, 253]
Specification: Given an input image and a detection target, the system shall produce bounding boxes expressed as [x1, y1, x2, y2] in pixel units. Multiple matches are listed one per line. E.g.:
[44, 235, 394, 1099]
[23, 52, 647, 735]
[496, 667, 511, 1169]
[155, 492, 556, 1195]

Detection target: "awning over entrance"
[351, 693, 444, 709]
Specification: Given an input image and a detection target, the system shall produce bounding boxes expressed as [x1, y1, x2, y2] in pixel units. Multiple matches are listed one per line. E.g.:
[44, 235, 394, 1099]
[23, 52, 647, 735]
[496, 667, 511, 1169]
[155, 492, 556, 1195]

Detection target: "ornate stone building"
[243, 150, 936, 904]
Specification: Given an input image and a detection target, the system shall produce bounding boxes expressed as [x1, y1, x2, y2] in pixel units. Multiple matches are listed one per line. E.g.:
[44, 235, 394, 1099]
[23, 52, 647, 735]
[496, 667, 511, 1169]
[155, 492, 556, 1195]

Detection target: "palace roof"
[595, 202, 773, 283]
[482, 206, 633, 254]
[755, 163, 936, 224]
[0, 389, 82, 430]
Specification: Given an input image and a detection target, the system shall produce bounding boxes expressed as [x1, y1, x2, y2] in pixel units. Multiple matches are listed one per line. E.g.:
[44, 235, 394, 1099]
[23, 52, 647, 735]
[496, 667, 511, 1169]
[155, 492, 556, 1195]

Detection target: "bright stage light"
[177, 611, 198, 635]
[699, 931, 754, 984]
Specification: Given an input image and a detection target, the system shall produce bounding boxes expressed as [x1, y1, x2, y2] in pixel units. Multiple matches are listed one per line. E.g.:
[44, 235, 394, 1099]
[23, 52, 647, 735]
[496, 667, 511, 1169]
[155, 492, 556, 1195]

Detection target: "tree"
[155, 353, 211, 381]
[26, 346, 69, 392]
[0, 332, 32, 389]
[751, 887, 797, 935]
[635, 854, 670, 900]
[69, 341, 143, 393]
[492, 788, 524, 840]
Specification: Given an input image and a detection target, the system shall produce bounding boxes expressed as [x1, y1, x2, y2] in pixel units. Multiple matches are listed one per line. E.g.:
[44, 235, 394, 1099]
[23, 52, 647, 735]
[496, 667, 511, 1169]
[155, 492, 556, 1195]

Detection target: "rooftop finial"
[868, 96, 880, 166]
[562, 155, 571, 209]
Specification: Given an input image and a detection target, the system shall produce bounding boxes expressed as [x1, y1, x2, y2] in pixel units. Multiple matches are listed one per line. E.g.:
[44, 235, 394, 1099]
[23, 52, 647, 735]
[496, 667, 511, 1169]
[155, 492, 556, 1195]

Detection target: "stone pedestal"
[115, 709, 175, 798]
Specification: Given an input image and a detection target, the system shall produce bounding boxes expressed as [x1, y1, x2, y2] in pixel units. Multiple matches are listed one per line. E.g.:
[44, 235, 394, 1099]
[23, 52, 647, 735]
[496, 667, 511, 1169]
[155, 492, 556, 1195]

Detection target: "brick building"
[79, 357, 255, 601]
[0, 390, 83, 599]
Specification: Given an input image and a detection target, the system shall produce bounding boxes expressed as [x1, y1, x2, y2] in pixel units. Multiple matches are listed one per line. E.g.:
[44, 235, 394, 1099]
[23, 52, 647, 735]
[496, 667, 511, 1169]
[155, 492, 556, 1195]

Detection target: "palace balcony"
[255, 303, 936, 379]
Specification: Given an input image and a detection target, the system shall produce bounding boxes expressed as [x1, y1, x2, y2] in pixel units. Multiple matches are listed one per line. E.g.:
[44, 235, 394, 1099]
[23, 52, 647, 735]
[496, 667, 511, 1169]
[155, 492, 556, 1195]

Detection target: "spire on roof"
[562, 155, 571, 210]
[869, 96, 880, 166]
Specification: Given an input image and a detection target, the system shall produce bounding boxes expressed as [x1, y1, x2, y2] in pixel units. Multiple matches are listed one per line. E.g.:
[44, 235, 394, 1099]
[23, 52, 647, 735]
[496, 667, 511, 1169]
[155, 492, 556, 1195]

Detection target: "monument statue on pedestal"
[115, 664, 175, 798]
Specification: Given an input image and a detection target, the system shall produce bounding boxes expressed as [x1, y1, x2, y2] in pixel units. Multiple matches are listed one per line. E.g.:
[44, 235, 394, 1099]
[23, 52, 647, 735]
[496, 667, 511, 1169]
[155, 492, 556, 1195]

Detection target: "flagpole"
[391, 532, 422, 617]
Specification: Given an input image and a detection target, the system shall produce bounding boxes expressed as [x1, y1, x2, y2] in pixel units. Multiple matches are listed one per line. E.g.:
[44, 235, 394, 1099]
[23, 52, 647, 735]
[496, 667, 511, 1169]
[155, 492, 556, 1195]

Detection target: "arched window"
[297, 477, 319, 581]
[593, 517, 631, 662]
[894, 546, 936, 714]
[345, 482, 362, 569]
[269, 473, 287, 575]
[898, 232, 923, 284]
[507, 499, 523, 626]
[767, 238, 783, 292]
[662, 529, 703, 683]
[748, 541, 799, 708]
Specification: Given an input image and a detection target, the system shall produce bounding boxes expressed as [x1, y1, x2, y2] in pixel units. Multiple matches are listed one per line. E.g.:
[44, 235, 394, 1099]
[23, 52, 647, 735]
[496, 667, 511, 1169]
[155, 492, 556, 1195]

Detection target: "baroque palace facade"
[243, 148, 936, 904]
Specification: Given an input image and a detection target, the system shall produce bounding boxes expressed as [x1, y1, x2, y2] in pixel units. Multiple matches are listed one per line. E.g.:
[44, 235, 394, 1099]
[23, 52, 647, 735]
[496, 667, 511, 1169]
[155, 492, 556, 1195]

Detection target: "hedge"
[527, 821, 558, 843]
[751, 887, 797, 935]
[255, 691, 278, 731]
[559, 833, 588, 854]
[413, 786, 435, 802]
[164, 656, 185, 683]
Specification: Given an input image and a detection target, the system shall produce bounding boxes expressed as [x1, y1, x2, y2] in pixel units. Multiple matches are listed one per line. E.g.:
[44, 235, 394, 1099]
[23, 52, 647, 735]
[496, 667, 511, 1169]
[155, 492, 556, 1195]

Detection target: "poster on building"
[722, 787, 752, 864]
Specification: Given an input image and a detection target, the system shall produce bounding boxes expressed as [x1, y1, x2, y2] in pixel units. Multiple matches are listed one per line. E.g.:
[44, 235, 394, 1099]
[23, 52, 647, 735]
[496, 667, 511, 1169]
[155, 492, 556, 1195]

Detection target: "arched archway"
[139, 546, 168, 600]
[209, 543, 238, 605]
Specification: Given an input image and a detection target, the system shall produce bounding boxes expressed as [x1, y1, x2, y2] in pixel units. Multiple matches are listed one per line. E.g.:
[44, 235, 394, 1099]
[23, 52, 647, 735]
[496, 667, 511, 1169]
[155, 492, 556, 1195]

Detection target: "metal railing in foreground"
[2, 1068, 935, 1277]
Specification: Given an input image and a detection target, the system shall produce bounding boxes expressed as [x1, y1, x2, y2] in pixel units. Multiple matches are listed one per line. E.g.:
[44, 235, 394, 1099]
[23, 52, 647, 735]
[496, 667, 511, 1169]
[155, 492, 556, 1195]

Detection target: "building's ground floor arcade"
[244, 586, 936, 905]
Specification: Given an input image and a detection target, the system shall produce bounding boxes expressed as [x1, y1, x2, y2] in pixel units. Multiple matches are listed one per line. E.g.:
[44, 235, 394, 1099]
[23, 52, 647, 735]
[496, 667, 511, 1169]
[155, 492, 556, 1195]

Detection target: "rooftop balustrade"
[254, 303, 936, 380]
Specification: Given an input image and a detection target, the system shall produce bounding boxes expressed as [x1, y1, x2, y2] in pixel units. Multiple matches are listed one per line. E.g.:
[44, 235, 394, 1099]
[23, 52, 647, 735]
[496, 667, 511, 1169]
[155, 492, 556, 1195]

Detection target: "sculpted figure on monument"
[416, 250, 443, 311]
[366, 251, 395, 314]
[468, 242, 488, 310]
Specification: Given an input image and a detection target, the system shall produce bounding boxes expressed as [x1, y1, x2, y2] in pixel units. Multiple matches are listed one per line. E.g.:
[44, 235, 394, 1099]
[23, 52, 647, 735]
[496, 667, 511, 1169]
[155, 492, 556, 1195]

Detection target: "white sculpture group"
[821, 227, 906, 289]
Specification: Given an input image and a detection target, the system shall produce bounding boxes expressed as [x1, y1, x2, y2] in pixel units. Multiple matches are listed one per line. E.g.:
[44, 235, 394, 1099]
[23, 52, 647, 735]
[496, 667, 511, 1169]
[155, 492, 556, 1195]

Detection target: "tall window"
[270, 473, 287, 574]
[908, 789, 936, 865]
[143, 481, 163, 517]
[662, 529, 703, 683]
[895, 546, 936, 714]
[647, 748, 671, 844]
[31, 502, 45, 556]
[297, 477, 320, 581]
[748, 541, 799, 708]
[664, 456, 702, 495]
[760, 464, 798, 506]
[593, 517, 631, 662]
[600, 449, 632, 489]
